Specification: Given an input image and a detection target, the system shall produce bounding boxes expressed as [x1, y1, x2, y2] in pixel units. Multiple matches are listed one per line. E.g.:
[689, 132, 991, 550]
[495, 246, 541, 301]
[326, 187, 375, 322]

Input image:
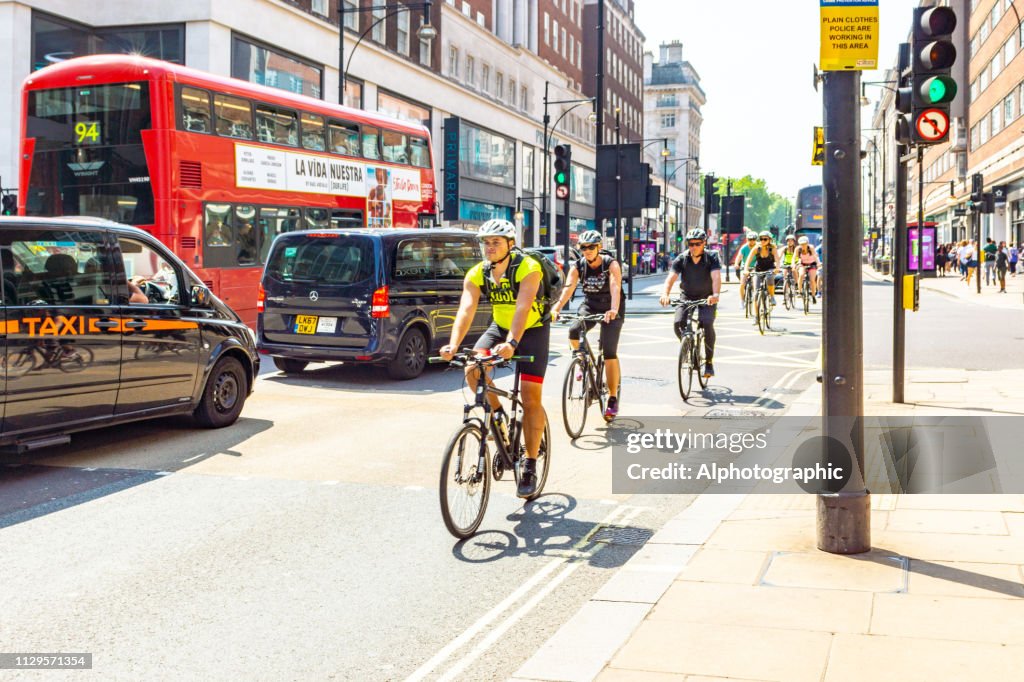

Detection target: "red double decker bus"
[18, 55, 436, 324]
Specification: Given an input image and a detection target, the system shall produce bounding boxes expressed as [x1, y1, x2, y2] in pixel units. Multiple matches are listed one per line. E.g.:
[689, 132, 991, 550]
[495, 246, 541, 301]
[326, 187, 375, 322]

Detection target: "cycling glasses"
[759, 237, 771, 241]
[579, 244, 600, 251]
[687, 240, 704, 247]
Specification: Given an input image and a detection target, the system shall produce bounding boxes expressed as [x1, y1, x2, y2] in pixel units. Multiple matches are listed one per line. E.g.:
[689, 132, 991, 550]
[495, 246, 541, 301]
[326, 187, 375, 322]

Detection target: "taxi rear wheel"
[195, 356, 247, 428]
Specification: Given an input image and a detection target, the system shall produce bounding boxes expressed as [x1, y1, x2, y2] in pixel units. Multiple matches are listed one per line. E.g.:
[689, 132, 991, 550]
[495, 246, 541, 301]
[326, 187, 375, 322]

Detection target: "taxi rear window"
[265, 235, 374, 285]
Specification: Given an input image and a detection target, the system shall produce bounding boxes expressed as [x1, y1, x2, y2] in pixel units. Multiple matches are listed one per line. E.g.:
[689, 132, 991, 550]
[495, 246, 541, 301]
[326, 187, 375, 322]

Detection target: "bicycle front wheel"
[439, 423, 491, 539]
[756, 293, 767, 335]
[678, 336, 694, 400]
[802, 283, 811, 315]
[561, 357, 589, 439]
[695, 331, 709, 389]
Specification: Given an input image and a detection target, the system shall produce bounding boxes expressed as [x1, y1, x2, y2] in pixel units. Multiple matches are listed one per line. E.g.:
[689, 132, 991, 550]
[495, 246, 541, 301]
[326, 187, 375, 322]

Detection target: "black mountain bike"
[559, 313, 621, 438]
[800, 268, 812, 314]
[673, 298, 709, 400]
[751, 270, 775, 335]
[431, 352, 552, 539]
[782, 267, 797, 310]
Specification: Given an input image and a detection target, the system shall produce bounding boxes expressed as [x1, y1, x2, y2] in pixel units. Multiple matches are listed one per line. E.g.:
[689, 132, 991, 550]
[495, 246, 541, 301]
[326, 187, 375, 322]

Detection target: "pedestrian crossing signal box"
[903, 274, 919, 311]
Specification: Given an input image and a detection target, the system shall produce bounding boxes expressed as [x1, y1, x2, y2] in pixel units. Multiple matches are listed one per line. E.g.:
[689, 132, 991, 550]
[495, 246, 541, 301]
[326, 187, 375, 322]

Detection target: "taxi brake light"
[371, 285, 390, 318]
[257, 283, 265, 313]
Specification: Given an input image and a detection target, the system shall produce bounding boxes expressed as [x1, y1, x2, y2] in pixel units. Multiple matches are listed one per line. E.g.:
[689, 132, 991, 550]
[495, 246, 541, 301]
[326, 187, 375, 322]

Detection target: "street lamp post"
[338, 2, 437, 105]
[542, 85, 596, 247]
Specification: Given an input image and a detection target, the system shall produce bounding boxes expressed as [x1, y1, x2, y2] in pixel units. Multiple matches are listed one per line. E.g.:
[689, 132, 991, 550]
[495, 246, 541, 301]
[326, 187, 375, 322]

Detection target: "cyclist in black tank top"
[550, 230, 624, 419]
[744, 230, 780, 302]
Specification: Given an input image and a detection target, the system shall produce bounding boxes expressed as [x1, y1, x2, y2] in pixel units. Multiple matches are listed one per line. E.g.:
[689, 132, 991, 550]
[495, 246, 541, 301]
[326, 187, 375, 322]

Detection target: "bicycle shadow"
[681, 385, 766, 409]
[451, 493, 650, 570]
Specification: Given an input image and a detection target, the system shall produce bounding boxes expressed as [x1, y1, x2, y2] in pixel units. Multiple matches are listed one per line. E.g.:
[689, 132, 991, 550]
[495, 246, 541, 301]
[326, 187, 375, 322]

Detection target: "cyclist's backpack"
[482, 248, 562, 320]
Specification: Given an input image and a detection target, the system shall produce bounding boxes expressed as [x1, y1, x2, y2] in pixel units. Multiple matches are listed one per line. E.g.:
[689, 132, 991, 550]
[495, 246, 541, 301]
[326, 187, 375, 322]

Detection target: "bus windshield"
[25, 82, 154, 225]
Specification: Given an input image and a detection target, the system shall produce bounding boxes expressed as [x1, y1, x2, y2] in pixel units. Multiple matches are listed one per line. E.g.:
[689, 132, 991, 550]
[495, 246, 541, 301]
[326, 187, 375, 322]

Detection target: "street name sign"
[820, 0, 879, 71]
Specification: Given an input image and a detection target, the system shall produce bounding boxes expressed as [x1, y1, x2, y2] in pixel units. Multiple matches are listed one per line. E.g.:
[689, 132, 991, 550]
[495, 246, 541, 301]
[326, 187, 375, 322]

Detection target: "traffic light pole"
[916, 145, 924, 277]
[893, 146, 909, 404]
[818, 69, 870, 555]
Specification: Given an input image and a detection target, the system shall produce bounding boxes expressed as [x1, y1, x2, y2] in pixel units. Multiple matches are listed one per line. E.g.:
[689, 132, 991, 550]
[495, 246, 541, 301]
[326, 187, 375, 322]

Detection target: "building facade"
[581, 0, 644, 145]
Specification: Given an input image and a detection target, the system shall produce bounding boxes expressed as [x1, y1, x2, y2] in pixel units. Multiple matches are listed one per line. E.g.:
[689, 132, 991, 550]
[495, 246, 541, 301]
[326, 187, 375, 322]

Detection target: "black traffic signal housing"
[910, 6, 957, 145]
[703, 174, 721, 216]
[895, 42, 913, 145]
[641, 163, 660, 208]
[553, 144, 572, 200]
[968, 172, 983, 210]
[1, 194, 15, 216]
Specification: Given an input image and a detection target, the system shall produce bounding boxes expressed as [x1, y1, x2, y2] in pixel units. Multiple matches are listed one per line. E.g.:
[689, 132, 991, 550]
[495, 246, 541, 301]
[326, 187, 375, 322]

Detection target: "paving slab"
[870, 592, 1024, 644]
[607, 621, 832, 682]
[647, 518, 721, 545]
[905, 559, 1024, 599]
[649, 581, 872, 634]
[758, 550, 907, 593]
[591, 544, 698, 604]
[704, 516, 817, 553]
[873, 528, 1024, 563]
[594, 670, 687, 682]
[892, 494, 1024, 512]
[674, 548, 770, 585]
[824, 633, 1024, 682]
[884, 509, 1008, 535]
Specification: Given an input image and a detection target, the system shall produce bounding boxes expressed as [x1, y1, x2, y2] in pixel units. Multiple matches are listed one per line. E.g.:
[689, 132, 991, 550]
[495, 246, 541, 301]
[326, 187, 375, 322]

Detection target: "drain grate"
[591, 525, 654, 546]
[704, 408, 770, 419]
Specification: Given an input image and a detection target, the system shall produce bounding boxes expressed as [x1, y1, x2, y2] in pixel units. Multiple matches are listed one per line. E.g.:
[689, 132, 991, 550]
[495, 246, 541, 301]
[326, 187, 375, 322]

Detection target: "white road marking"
[182, 454, 205, 463]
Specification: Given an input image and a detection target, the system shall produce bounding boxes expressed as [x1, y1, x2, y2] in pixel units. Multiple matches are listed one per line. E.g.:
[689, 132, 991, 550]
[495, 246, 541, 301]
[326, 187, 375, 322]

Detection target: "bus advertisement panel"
[19, 55, 436, 325]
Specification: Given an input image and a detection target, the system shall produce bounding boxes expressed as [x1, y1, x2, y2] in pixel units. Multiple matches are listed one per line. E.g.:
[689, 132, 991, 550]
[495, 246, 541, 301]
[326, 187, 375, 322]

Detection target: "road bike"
[558, 313, 621, 438]
[431, 352, 551, 539]
[673, 298, 709, 400]
[800, 267, 813, 314]
[751, 270, 775, 335]
[742, 271, 754, 318]
[5, 341, 94, 377]
[782, 267, 797, 310]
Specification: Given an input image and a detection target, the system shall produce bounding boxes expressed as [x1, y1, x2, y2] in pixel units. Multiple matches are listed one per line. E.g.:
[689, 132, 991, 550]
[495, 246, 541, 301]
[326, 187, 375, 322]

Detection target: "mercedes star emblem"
[309, 291, 319, 302]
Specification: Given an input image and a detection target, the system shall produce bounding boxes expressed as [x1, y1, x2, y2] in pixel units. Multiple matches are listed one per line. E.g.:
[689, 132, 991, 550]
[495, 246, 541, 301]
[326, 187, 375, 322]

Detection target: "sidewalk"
[863, 261, 1024, 309]
[513, 370, 1024, 682]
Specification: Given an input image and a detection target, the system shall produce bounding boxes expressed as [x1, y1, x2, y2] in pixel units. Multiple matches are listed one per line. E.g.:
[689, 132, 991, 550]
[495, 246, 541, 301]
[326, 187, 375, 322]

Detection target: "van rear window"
[266, 236, 374, 285]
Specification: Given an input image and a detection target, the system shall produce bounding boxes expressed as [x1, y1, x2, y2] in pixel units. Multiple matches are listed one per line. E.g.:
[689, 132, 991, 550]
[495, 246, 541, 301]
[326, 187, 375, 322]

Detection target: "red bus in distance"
[19, 55, 436, 325]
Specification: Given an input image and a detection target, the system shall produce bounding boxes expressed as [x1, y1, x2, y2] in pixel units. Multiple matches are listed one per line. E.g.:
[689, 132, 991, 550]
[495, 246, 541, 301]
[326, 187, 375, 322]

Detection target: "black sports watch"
[507, 338, 520, 349]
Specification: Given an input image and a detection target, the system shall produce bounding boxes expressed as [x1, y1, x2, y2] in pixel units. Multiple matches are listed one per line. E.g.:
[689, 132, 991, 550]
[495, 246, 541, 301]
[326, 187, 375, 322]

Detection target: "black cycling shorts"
[474, 322, 550, 383]
[567, 302, 624, 360]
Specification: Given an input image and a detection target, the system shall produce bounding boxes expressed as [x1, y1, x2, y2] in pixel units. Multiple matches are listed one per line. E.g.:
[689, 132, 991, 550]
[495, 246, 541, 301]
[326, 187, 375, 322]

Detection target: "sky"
[633, 0, 920, 200]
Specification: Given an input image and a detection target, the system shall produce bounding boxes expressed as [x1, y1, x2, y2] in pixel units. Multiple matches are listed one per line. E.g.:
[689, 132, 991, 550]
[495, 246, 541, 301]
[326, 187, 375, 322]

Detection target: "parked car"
[0, 216, 258, 451]
[258, 228, 491, 379]
[531, 245, 581, 273]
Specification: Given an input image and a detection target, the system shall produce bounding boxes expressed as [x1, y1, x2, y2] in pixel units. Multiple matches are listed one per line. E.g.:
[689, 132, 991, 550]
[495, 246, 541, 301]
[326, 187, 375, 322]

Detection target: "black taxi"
[0, 216, 258, 451]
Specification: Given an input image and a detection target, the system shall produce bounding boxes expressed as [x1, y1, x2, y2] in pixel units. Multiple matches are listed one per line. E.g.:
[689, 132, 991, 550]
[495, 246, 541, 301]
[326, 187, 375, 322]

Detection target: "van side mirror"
[190, 285, 211, 308]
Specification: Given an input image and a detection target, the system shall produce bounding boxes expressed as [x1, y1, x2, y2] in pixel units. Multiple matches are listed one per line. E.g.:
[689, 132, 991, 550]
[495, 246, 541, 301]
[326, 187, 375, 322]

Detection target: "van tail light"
[257, 283, 265, 313]
[371, 285, 390, 318]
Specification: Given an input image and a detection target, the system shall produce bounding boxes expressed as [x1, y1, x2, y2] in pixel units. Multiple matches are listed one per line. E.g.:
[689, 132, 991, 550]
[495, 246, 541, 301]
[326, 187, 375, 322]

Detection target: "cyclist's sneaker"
[517, 458, 538, 499]
[703, 363, 715, 378]
[604, 396, 619, 421]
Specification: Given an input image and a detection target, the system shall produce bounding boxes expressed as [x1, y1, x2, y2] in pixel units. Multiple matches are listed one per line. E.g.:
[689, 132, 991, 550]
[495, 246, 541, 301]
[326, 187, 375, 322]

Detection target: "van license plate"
[316, 317, 337, 334]
[294, 315, 318, 334]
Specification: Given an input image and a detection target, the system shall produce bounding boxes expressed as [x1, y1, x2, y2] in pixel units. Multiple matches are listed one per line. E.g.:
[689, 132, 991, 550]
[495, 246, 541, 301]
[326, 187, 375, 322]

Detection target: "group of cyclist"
[437, 218, 818, 500]
[736, 230, 822, 307]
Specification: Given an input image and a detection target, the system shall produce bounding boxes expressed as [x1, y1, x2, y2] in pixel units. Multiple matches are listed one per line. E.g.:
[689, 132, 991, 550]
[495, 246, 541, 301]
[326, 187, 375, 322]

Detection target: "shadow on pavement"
[451, 493, 647, 570]
[860, 549, 1024, 598]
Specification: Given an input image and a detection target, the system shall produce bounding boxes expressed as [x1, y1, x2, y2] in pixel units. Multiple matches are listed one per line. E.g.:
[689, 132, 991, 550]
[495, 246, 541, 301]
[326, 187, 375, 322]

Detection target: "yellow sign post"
[812, 126, 825, 166]
[820, 0, 879, 71]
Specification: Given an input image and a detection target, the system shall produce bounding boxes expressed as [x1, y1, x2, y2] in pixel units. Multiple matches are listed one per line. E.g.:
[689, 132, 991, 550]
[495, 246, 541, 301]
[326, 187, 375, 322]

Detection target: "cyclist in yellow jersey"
[440, 219, 549, 498]
[781, 234, 798, 269]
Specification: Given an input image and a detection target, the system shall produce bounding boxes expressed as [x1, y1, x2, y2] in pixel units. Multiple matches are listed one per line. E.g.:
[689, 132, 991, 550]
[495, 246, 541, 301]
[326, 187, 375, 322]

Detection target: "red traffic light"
[918, 41, 956, 70]
[919, 6, 956, 35]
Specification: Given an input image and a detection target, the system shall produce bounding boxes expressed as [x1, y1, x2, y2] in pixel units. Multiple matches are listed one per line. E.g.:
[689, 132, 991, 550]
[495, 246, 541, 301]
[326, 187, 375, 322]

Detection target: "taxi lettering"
[20, 315, 98, 336]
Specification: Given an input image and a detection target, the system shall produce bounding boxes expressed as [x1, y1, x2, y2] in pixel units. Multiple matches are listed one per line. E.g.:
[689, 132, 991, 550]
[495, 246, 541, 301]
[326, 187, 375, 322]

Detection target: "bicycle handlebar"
[557, 313, 607, 323]
[670, 298, 709, 308]
[429, 352, 535, 367]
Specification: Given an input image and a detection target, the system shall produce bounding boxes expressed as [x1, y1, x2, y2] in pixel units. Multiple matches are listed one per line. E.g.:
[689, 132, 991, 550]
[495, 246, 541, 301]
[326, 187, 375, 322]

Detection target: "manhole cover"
[704, 408, 770, 419]
[591, 526, 654, 546]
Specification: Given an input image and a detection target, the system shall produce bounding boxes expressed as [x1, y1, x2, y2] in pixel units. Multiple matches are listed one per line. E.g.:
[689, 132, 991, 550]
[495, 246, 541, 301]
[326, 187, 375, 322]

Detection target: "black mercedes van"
[0, 216, 259, 451]
[257, 228, 490, 379]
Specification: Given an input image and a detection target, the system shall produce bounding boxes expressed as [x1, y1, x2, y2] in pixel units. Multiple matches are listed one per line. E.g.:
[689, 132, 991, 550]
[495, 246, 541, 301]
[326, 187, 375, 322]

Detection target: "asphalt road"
[6, 276, 1004, 680]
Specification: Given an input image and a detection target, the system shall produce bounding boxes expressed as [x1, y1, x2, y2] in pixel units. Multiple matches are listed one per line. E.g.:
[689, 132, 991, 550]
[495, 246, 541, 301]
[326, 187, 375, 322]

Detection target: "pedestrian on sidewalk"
[964, 240, 979, 285]
[996, 241, 1009, 293]
[982, 237, 998, 286]
[936, 243, 947, 277]
[956, 240, 969, 280]
[1010, 242, 1019, 277]
[945, 242, 956, 275]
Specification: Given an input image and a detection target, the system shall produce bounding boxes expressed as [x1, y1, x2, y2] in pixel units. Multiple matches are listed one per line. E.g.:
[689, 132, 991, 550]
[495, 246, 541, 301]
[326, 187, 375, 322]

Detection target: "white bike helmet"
[578, 229, 603, 245]
[798, 236, 810, 245]
[477, 219, 517, 240]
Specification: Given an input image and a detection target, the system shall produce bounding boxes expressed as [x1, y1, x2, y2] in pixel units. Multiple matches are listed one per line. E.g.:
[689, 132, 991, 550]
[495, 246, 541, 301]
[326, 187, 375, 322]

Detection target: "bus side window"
[382, 130, 408, 164]
[409, 136, 431, 168]
[257, 105, 298, 146]
[329, 120, 359, 155]
[362, 126, 381, 160]
[180, 87, 211, 133]
[301, 113, 326, 151]
[214, 93, 253, 139]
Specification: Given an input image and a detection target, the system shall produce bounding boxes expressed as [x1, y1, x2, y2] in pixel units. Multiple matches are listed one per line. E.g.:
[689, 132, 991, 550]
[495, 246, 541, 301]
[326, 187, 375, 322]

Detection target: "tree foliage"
[704, 174, 794, 234]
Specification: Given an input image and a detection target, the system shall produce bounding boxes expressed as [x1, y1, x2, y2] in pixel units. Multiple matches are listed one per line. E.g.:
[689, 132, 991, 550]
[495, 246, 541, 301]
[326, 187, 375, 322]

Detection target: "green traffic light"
[924, 76, 956, 103]
[555, 171, 567, 184]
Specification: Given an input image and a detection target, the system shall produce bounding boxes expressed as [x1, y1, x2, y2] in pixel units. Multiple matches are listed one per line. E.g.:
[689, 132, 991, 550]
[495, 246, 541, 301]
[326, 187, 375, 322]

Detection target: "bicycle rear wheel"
[695, 331, 709, 389]
[756, 292, 767, 335]
[439, 423, 490, 539]
[744, 287, 752, 318]
[677, 335, 694, 400]
[802, 282, 811, 315]
[561, 356, 589, 439]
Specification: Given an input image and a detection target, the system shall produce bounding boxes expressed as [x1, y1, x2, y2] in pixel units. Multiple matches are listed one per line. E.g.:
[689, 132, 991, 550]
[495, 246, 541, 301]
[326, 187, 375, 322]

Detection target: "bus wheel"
[387, 328, 427, 380]
[195, 356, 247, 428]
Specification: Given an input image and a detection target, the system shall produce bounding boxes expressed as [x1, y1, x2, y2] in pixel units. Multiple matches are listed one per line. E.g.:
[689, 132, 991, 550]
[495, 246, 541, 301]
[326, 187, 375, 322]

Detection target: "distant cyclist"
[550, 230, 624, 419]
[734, 230, 757, 303]
[660, 228, 721, 378]
[439, 219, 549, 498]
[796, 235, 821, 302]
[781, 234, 798, 271]
[744, 230, 780, 305]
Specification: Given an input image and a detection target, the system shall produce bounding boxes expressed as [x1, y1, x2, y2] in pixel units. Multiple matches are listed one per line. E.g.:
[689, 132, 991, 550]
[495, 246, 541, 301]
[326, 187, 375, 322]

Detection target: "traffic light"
[641, 163, 660, 208]
[910, 6, 957, 145]
[553, 144, 572, 200]
[1, 194, 15, 216]
[895, 42, 913, 146]
[703, 175, 721, 216]
[969, 172, 983, 210]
